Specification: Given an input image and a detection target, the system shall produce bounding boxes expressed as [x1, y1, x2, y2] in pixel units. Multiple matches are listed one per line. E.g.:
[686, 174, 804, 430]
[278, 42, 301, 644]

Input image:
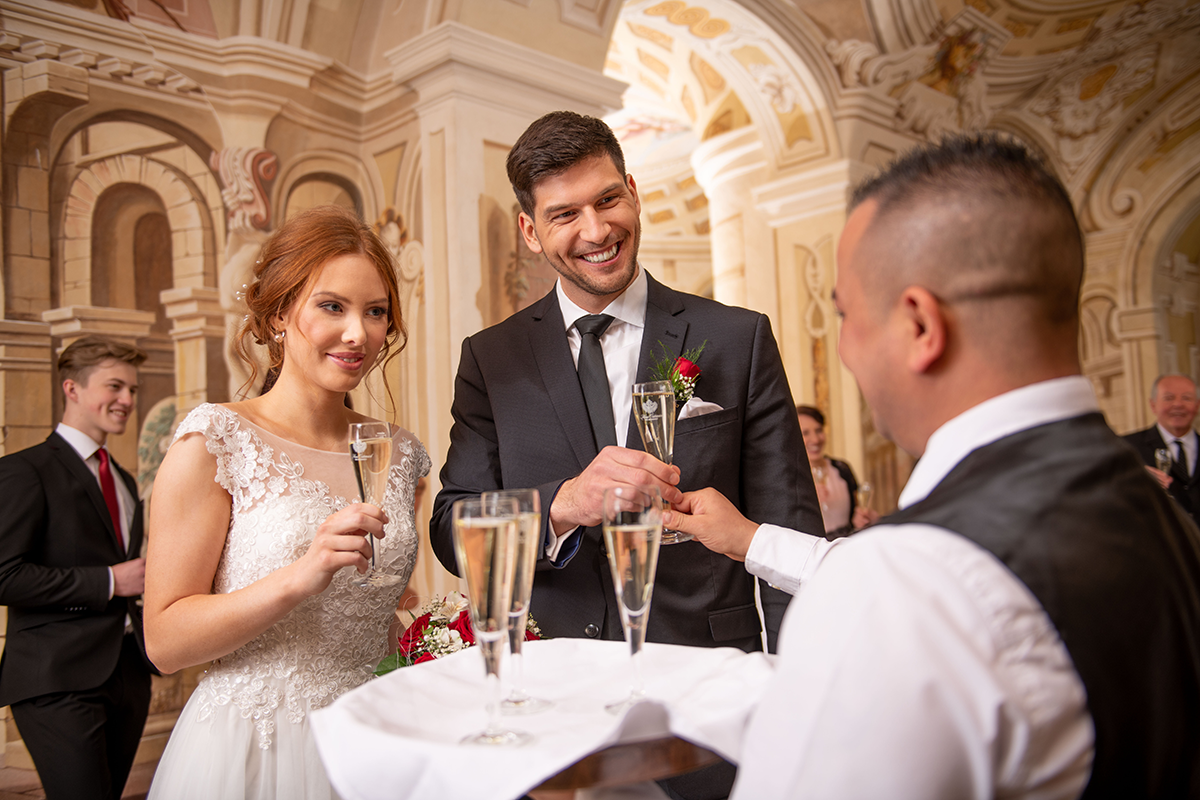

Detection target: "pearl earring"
[273, 330, 285, 342]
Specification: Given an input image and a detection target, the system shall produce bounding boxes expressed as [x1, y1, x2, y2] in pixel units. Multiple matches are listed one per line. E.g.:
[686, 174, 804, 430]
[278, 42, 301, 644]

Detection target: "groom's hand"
[549, 446, 681, 534]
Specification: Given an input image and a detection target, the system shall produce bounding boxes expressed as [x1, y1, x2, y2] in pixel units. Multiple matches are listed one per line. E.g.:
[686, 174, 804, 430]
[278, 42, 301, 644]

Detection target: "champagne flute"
[482, 489, 552, 715]
[348, 422, 403, 588]
[855, 481, 873, 510]
[602, 485, 664, 714]
[451, 496, 531, 746]
[1155, 448, 1172, 473]
[632, 381, 690, 545]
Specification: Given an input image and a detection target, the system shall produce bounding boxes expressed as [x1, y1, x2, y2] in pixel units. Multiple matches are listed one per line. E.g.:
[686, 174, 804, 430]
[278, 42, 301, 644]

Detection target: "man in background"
[0, 336, 155, 800]
[1123, 373, 1200, 524]
[669, 135, 1200, 798]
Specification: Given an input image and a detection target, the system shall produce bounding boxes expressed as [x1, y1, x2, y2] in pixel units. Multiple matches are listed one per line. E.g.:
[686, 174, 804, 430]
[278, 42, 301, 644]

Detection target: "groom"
[430, 111, 820, 662]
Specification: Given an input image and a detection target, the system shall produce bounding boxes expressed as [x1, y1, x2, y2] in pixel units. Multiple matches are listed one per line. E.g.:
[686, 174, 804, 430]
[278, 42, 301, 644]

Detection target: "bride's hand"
[294, 503, 390, 595]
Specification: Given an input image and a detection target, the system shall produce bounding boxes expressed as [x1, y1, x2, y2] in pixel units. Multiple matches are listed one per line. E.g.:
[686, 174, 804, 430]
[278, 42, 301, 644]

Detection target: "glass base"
[604, 691, 645, 715]
[660, 528, 693, 545]
[500, 695, 553, 716]
[460, 728, 532, 746]
[352, 570, 404, 588]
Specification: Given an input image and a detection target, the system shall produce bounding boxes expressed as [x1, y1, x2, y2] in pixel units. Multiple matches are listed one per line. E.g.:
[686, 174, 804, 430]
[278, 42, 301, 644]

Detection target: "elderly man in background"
[668, 135, 1200, 798]
[1123, 374, 1200, 524]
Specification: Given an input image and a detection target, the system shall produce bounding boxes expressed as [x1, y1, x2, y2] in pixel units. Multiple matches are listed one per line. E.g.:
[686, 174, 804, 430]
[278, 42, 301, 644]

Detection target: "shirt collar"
[556, 266, 647, 333]
[1156, 423, 1195, 447]
[899, 375, 1101, 509]
[56, 422, 104, 461]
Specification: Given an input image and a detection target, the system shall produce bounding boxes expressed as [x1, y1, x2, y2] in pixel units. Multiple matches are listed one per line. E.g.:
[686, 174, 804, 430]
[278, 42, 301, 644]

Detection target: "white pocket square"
[679, 396, 724, 420]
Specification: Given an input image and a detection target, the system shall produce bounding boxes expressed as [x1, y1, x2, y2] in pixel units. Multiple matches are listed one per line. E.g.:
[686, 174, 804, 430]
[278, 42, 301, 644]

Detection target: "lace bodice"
[171, 404, 430, 749]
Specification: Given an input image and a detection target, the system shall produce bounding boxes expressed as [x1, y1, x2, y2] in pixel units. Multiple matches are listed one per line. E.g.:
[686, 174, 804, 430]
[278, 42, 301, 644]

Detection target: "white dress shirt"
[547, 268, 648, 560]
[57, 423, 135, 599]
[735, 376, 1096, 799]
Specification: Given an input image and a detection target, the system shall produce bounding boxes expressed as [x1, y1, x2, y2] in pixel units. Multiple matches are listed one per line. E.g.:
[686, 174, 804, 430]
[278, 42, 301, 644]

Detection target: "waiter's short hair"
[507, 111, 628, 216]
[849, 133, 1084, 328]
[58, 336, 147, 385]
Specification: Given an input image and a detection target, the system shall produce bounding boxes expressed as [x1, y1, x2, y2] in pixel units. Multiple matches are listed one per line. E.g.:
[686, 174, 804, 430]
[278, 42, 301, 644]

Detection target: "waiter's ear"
[518, 212, 543, 254]
[62, 377, 79, 404]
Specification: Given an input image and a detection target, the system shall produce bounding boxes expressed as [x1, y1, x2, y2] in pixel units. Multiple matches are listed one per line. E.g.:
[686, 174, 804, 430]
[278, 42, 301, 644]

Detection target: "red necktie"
[96, 448, 125, 551]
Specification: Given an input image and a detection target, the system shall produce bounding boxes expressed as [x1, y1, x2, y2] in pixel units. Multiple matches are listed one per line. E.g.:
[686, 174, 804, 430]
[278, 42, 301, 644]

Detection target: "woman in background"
[797, 404, 878, 538]
[144, 205, 429, 799]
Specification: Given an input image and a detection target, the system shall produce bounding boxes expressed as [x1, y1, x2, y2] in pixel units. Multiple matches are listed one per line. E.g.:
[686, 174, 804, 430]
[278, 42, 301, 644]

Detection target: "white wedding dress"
[147, 404, 429, 800]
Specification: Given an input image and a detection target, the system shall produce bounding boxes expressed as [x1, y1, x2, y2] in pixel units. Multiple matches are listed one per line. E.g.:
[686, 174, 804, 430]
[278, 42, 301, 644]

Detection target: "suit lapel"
[630, 274, 689, 449]
[528, 292, 603, 470]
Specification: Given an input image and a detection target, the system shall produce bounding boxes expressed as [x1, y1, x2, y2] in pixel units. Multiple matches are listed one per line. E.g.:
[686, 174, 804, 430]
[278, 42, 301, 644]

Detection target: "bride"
[144, 205, 429, 799]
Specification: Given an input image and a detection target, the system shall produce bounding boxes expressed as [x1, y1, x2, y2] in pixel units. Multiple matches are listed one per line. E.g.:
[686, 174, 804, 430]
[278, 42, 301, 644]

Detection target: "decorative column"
[690, 127, 771, 313]
[0, 319, 51, 456]
[209, 145, 276, 401]
[385, 21, 626, 600]
[41, 305, 154, 467]
[161, 286, 227, 416]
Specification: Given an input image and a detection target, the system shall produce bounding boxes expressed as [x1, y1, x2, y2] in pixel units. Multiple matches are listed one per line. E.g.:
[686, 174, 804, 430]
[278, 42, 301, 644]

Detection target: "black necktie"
[1173, 438, 1188, 477]
[574, 314, 617, 450]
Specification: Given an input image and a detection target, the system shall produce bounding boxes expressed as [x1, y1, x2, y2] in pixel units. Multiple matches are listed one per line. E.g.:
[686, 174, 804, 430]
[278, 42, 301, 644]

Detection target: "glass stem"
[508, 646, 527, 702]
[481, 635, 504, 734]
[630, 643, 645, 700]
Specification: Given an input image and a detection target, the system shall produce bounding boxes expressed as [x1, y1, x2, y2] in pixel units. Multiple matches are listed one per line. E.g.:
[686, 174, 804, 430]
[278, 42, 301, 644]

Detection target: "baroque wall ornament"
[1026, 0, 1200, 170]
[209, 148, 279, 233]
[825, 6, 1010, 139]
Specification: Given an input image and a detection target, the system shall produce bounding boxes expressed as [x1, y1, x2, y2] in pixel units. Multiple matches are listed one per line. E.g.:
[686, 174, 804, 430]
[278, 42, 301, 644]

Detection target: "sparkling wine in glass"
[602, 485, 663, 714]
[349, 422, 402, 588]
[482, 489, 552, 715]
[632, 381, 690, 545]
[452, 496, 531, 746]
[855, 481, 873, 510]
[1155, 448, 1172, 473]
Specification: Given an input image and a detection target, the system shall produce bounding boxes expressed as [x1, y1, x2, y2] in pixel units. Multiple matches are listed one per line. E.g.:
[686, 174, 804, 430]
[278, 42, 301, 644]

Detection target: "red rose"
[523, 628, 541, 641]
[397, 612, 431, 657]
[414, 652, 436, 664]
[675, 357, 701, 379]
[448, 610, 476, 645]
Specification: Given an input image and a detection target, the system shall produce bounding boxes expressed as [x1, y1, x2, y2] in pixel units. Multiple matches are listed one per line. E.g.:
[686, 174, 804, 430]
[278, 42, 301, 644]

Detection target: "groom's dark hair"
[506, 111, 628, 216]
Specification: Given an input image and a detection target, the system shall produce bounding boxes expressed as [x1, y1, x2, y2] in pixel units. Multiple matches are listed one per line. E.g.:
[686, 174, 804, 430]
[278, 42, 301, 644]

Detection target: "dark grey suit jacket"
[0, 432, 152, 705]
[431, 273, 822, 652]
[1123, 425, 1200, 525]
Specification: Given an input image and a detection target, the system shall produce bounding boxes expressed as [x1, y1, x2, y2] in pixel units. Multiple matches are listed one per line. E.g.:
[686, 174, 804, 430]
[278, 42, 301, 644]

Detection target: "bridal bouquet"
[375, 592, 542, 676]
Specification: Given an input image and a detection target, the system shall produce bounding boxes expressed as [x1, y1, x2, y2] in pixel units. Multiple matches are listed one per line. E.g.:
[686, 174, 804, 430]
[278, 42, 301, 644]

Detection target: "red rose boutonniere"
[649, 340, 707, 407]
[375, 592, 543, 676]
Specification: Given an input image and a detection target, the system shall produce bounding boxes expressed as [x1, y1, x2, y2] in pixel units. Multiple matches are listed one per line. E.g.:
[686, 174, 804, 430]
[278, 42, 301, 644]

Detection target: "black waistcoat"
[883, 413, 1200, 798]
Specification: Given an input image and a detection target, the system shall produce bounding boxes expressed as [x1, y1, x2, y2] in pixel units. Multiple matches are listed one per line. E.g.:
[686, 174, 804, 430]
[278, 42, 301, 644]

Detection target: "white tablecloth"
[311, 638, 774, 800]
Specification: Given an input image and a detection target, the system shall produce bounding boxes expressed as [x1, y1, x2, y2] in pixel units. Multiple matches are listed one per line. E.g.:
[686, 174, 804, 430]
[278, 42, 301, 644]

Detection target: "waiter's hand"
[1147, 466, 1173, 489]
[664, 488, 757, 562]
[112, 557, 146, 597]
[549, 446, 681, 535]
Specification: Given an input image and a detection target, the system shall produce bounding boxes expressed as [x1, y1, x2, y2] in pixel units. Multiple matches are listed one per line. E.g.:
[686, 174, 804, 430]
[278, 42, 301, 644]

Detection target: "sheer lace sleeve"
[172, 404, 274, 512]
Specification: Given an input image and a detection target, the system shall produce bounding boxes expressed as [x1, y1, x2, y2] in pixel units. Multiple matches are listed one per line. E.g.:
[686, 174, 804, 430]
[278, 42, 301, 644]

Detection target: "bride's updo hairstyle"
[233, 204, 406, 396]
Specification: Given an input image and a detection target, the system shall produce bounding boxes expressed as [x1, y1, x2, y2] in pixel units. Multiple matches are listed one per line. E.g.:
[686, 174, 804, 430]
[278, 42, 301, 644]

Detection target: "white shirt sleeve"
[743, 523, 834, 595]
[732, 524, 1093, 800]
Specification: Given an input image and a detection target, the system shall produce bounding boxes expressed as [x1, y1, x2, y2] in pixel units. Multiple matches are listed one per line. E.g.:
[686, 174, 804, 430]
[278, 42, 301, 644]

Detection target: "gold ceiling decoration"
[644, 1, 731, 39]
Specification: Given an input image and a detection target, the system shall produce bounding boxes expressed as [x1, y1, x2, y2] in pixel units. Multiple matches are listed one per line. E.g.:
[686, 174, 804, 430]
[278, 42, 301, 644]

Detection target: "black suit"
[1122, 426, 1200, 524]
[432, 273, 822, 654]
[0, 432, 153, 800]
